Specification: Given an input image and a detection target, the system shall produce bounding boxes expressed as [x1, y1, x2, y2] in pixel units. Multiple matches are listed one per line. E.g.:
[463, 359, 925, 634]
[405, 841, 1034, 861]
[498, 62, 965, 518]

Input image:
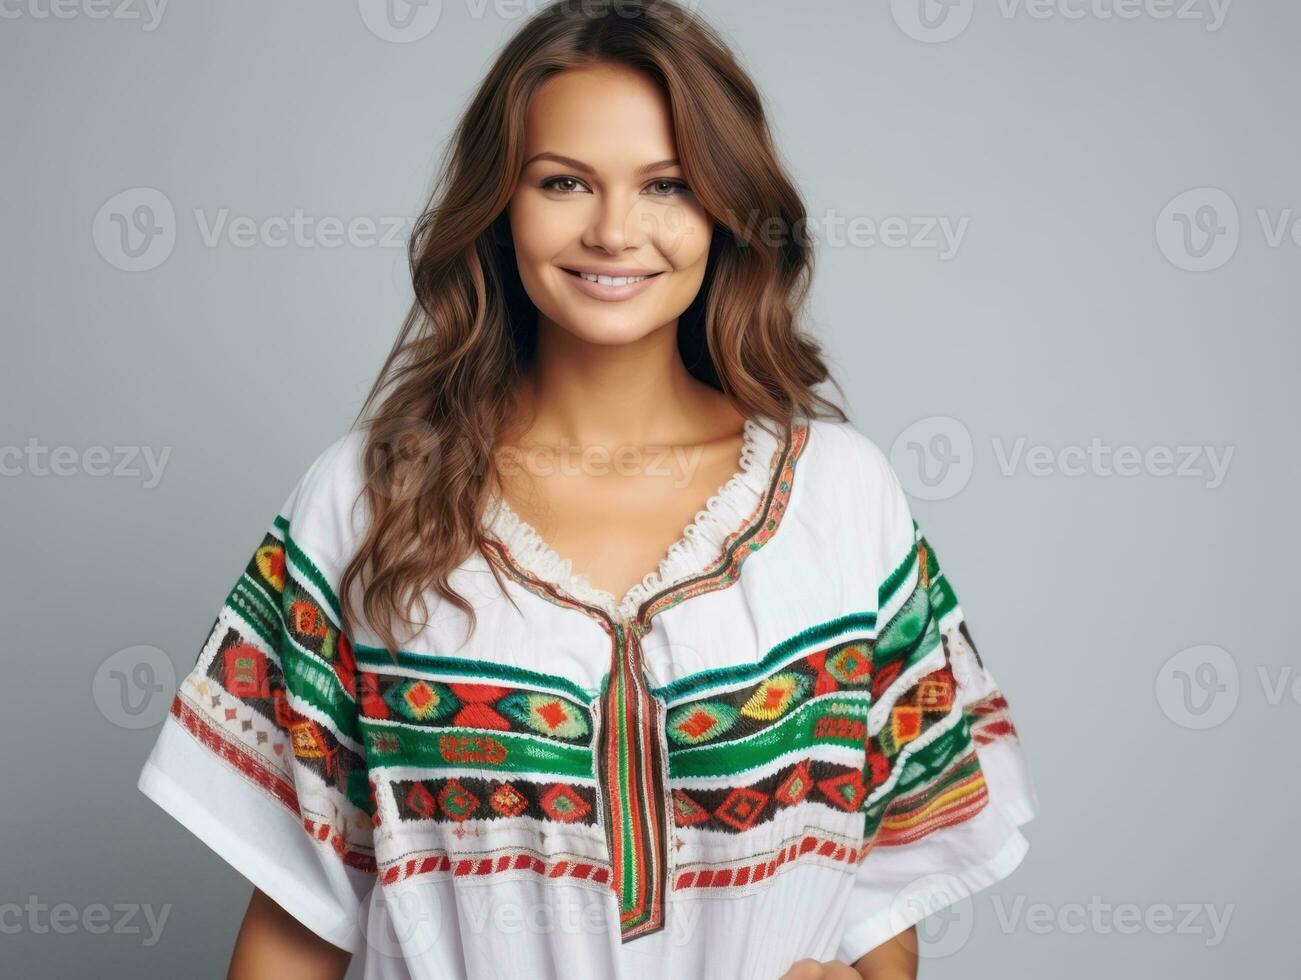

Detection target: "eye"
[647, 179, 690, 198]
[540, 175, 590, 195]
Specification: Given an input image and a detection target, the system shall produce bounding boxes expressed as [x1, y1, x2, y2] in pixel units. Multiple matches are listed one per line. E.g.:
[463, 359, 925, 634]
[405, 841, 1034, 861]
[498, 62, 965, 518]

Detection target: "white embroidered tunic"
[136, 413, 1038, 978]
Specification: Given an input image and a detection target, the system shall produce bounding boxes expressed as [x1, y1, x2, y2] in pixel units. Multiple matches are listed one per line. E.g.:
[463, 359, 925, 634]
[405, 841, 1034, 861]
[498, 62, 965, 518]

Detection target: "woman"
[136, 2, 1037, 977]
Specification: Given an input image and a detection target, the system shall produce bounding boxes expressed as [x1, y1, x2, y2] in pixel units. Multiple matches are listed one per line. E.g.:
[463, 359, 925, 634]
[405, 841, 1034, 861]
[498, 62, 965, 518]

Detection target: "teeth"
[579, 272, 650, 286]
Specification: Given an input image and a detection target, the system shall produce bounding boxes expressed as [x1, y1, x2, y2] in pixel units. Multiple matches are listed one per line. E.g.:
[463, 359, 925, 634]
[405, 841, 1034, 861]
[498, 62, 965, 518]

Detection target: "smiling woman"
[508, 64, 714, 334]
[134, 2, 1036, 979]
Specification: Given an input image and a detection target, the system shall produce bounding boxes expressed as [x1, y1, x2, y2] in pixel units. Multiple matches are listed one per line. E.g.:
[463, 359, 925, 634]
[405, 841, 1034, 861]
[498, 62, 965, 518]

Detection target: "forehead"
[523, 64, 678, 166]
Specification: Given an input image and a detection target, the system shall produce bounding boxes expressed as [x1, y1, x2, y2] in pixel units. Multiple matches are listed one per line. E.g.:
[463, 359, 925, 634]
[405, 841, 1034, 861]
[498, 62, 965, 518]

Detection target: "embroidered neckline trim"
[480, 414, 787, 621]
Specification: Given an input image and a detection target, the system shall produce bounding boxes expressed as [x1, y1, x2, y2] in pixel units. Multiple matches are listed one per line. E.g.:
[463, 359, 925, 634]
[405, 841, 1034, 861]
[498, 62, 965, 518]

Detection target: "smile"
[560, 267, 665, 301]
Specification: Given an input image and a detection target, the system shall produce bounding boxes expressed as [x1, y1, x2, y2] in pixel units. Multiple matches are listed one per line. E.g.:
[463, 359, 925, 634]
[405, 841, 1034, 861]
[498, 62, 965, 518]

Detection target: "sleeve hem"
[137, 758, 366, 956]
[836, 819, 1031, 966]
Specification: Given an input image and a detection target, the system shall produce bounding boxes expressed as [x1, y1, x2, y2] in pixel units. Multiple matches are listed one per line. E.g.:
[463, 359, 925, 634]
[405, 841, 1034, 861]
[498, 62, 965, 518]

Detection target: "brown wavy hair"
[339, 0, 847, 658]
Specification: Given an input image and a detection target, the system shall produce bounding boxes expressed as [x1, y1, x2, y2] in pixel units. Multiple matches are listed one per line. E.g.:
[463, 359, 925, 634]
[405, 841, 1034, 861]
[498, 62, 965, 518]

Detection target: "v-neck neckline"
[479, 413, 799, 623]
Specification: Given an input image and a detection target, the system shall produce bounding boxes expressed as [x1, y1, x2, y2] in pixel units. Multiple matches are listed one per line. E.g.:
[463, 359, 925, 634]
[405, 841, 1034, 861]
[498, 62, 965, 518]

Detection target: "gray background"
[1, 0, 1293, 977]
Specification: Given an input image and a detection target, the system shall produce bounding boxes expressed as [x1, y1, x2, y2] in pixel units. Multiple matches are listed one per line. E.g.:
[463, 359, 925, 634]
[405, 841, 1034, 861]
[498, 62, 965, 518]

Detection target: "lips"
[559, 267, 666, 302]
[562, 268, 664, 283]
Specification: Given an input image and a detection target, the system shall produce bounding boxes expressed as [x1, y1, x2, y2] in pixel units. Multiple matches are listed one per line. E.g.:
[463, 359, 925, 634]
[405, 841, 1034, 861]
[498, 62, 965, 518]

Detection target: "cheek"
[652, 203, 713, 272]
[508, 195, 576, 272]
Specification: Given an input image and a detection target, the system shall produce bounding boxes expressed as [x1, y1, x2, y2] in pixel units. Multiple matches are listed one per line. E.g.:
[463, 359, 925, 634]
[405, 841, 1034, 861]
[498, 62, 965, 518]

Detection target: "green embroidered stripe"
[352, 646, 596, 704]
[927, 568, 960, 622]
[281, 644, 363, 745]
[274, 517, 344, 624]
[874, 583, 942, 671]
[897, 752, 983, 813]
[361, 721, 596, 778]
[226, 578, 281, 651]
[223, 573, 361, 740]
[888, 746, 982, 816]
[862, 735, 981, 838]
[880, 522, 969, 618]
[239, 548, 289, 634]
[652, 612, 877, 703]
[668, 696, 871, 778]
[343, 766, 374, 817]
[879, 545, 918, 613]
[272, 521, 599, 704]
[865, 713, 975, 819]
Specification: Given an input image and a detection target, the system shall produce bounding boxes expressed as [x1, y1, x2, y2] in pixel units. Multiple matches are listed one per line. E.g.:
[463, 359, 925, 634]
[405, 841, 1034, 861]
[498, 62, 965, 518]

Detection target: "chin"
[551, 308, 665, 346]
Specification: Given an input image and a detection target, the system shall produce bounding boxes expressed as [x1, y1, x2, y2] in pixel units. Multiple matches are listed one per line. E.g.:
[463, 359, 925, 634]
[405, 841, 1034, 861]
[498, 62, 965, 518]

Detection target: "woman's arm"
[226, 887, 354, 980]
[779, 925, 920, 980]
[852, 926, 919, 979]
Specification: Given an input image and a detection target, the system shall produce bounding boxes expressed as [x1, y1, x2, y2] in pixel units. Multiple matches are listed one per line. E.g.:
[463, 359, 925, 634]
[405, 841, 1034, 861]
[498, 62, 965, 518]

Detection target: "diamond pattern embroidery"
[490, 782, 529, 818]
[405, 782, 438, 819]
[540, 784, 591, 823]
[824, 644, 871, 685]
[369, 675, 593, 745]
[816, 770, 867, 812]
[437, 779, 479, 821]
[774, 760, 814, 806]
[385, 679, 460, 723]
[498, 691, 590, 741]
[672, 790, 712, 827]
[714, 787, 770, 831]
[667, 702, 740, 746]
[739, 673, 810, 721]
[665, 638, 875, 750]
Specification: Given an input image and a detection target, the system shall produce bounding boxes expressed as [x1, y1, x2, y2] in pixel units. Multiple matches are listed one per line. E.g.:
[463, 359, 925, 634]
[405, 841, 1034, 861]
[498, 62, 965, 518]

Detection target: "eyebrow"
[523, 152, 680, 176]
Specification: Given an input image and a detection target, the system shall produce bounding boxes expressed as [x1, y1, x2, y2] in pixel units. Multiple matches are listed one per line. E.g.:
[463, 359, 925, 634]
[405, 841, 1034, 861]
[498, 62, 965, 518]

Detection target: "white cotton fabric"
[136, 413, 1038, 979]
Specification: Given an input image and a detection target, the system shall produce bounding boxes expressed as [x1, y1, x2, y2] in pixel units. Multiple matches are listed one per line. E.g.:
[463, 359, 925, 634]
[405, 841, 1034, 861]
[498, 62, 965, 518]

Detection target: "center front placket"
[596, 617, 671, 943]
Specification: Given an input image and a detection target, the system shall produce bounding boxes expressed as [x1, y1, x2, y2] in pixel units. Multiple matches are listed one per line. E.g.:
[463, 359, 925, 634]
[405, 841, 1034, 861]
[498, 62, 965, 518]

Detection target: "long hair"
[340, 0, 847, 657]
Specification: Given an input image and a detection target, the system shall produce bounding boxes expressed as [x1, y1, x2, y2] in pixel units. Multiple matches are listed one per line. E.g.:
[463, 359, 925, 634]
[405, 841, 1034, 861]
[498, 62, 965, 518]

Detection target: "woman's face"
[508, 62, 713, 346]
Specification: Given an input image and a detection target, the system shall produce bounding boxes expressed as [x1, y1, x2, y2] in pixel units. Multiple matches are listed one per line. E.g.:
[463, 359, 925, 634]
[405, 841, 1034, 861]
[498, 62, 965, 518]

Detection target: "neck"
[513, 314, 728, 447]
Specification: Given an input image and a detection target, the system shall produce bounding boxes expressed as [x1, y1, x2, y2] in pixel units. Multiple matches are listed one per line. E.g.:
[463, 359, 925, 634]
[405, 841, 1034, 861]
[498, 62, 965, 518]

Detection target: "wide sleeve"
[135, 443, 378, 954]
[836, 452, 1039, 964]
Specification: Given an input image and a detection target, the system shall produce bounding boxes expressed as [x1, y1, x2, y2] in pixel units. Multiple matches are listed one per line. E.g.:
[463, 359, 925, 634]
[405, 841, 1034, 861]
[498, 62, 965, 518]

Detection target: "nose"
[582, 189, 647, 254]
